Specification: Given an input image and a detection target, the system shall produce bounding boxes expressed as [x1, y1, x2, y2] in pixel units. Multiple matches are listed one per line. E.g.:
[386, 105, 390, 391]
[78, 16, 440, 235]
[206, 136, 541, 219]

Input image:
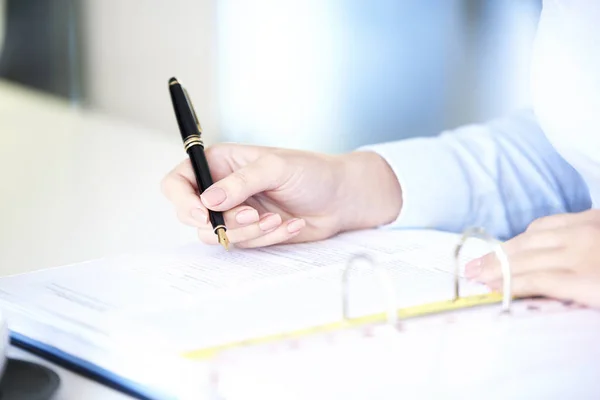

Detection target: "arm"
[360, 110, 591, 240]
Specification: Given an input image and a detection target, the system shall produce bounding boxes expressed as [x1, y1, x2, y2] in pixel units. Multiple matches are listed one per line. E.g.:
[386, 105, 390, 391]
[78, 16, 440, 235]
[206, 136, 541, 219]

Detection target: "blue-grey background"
[0, 0, 543, 275]
[0, 0, 542, 152]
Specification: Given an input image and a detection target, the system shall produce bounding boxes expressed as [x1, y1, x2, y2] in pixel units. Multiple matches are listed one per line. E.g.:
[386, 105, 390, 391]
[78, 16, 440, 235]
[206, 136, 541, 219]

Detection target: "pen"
[168, 77, 230, 250]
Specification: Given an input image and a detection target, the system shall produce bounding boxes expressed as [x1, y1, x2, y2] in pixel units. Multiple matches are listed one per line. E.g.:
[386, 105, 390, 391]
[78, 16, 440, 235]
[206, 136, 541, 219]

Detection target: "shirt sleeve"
[359, 110, 592, 240]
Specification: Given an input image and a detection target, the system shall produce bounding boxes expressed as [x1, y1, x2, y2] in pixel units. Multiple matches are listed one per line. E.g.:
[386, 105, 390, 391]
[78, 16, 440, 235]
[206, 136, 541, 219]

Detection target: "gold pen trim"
[183, 135, 204, 151]
[183, 88, 203, 134]
[213, 225, 226, 233]
[184, 138, 203, 145]
[184, 141, 203, 151]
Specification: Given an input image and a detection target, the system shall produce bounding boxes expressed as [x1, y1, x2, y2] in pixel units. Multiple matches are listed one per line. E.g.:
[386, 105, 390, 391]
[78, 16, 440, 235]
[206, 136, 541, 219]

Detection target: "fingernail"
[287, 218, 305, 233]
[236, 209, 259, 225]
[464, 258, 482, 278]
[259, 213, 281, 231]
[201, 187, 227, 207]
[191, 208, 207, 224]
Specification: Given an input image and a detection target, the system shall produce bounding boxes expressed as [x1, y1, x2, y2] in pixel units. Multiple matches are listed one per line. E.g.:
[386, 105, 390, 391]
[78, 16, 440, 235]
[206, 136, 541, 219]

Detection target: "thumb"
[200, 154, 288, 211]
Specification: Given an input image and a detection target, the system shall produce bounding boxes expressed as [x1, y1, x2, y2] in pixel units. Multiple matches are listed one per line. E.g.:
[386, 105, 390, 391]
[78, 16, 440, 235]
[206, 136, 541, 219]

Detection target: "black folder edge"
[9, 331, 175, 400]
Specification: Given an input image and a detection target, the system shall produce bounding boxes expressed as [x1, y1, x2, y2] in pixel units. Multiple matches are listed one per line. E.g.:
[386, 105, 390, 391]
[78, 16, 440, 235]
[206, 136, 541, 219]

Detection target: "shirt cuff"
[358, 135, 471, 232]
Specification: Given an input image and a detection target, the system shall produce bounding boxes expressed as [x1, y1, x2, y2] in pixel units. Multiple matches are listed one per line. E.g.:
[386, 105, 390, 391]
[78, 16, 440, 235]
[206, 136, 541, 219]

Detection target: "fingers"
[200, 154, 288, 212]
[176, 206, 208, 227]
[162, 159, 210, 227]
[487, 271, 600, 308]
[232, 207, 260, 225]
[463, 210, 600, 309]
[193, 205, 259, 231]
[465, 228, 571, 280]
[161, 145, 314, 249]
[236, 218, 306, 248]
[198, 213, 282, 245]
[162, 158, 263, 229]
[196, 213, 306, 247]
[172, 197, 259, 229]
[161, 159, 204, 220]
[501, 229, 566, 255]
[472, 248, 569, 283]
[526, 209, 600, 232]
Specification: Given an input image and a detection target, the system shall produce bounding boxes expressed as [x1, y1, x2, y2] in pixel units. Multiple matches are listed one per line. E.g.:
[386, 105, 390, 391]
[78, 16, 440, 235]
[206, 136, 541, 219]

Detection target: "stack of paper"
[0, 228, 597, 399]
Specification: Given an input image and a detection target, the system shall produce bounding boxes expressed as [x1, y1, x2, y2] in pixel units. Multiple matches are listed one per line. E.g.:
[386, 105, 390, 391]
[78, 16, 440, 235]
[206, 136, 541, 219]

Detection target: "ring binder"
[2, 225, 592, 400]
[341, 253, 398, 326]
[453, 227, 512, 313]
[183, 227, 514, 362]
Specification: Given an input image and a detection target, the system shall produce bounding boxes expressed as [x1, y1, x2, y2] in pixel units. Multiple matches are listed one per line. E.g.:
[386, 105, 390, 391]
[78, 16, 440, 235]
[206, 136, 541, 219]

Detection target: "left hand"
[465, 209, 600, 308]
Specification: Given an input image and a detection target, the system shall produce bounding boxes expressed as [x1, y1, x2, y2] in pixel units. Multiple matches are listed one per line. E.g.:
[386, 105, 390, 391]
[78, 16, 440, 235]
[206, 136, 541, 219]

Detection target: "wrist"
[334, 150, 402, 233]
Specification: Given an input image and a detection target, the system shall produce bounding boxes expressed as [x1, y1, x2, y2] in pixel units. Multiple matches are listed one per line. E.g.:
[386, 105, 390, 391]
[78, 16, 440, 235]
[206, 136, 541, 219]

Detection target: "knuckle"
[174, 158, 192, 175]
[565, 247, 586, 270]
[579, 222, 599, 237]
[160, 174, 173, 197]
[590, 212, 600, 229]
[586, 209, 600, 222]
[263, 153, 287, 172]
[260, 153, 289, 186]
[576, 223, 600, 248]
[161, 160, 189, 197]
[516, 236, 535, 252]
[262, 152, 283, 165]
[232, 170, 250, 188]
[526, 216, 549, 232]
[527, 231, 558, 249]
[204, 144, 222, 160]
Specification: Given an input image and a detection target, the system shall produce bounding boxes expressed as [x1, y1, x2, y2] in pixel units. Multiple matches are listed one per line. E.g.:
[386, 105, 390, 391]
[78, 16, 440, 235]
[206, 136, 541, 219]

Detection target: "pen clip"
[183, 88, 202, 134]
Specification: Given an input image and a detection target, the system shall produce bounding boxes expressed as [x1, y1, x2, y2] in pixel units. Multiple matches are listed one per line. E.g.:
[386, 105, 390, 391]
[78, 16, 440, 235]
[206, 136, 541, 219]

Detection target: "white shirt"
[531, 0, 600, 206]
[364, 0, 597, 240]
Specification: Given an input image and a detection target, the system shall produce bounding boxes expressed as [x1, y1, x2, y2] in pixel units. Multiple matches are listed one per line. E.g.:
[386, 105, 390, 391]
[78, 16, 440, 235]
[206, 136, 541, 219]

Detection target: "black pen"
[168, 77, 230, 250]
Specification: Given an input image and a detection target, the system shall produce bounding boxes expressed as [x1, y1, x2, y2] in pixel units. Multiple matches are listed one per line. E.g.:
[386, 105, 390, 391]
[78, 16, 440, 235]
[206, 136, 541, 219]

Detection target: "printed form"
[0, 228, 491, 397]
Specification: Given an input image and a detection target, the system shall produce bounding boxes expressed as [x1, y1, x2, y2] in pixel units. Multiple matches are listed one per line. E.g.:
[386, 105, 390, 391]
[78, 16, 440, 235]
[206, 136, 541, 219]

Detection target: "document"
[0, 228, 492, 398]
[216, 304, 600, 400]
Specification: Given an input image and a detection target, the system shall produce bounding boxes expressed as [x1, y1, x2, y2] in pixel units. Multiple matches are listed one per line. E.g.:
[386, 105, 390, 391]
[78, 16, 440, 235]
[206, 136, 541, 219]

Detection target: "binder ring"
[454, 227, 512, 313]
[341, 254, 398, 326]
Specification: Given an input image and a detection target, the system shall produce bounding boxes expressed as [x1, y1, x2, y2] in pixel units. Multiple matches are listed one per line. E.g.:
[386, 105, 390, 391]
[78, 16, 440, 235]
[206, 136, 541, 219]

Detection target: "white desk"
[0, 79, 197, 275]
[0, 80, 199, 397]
[7, 346, 134, 399]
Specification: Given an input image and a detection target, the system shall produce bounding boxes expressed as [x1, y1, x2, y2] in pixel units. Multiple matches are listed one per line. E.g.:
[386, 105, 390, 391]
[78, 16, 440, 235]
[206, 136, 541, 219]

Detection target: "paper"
[216, 305, 600, 400]
[0, 228, 491, 398]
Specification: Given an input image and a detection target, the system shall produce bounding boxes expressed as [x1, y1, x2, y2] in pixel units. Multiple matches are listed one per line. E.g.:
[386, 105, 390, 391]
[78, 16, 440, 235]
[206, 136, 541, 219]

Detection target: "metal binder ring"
[454, 227, 512, 313]
[341, 254, 398, 326]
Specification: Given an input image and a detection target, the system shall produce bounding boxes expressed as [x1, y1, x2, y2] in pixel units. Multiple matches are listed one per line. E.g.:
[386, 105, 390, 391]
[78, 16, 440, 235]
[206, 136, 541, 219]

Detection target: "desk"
[0, 79, 197, 276]
[0, 80, 199, 397]
[7, 346, 133, 399]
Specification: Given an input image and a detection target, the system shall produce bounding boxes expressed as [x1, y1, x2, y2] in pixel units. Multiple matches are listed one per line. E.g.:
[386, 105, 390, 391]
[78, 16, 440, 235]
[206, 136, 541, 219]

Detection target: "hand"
[465, 209, 600, 308]
[161, 143, 402, 248]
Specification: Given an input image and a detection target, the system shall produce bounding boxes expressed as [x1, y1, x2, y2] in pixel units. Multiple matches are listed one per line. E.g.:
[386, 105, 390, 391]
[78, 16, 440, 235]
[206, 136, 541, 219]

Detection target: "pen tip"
[169, 77, 179, 86]
[216, 228, 230, 251]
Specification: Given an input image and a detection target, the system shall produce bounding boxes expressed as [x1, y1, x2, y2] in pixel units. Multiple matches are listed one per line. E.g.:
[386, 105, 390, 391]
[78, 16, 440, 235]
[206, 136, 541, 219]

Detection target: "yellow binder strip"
[183, 226, 511, 361]
[182, 292, 505, 361]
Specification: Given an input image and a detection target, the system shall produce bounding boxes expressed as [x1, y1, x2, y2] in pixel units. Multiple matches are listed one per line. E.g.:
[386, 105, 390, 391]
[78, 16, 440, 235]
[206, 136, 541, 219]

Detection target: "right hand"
[161, 143, 402, 248]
